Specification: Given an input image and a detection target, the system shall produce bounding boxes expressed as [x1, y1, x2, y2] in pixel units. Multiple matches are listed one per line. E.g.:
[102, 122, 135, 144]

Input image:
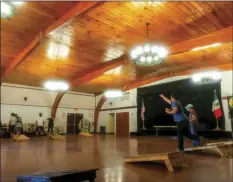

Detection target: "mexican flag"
[212, 90, 222, 118]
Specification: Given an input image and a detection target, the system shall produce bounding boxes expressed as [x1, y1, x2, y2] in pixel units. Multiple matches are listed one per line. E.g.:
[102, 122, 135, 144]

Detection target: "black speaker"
[17, 169, 98, 182]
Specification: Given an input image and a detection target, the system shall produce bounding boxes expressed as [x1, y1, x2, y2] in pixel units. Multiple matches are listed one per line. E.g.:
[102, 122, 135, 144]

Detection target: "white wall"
[1, 84, 95, 133]
[96, 71, 233, 133]
[221, 71, 233, 131]
[96, 89, 137, 133]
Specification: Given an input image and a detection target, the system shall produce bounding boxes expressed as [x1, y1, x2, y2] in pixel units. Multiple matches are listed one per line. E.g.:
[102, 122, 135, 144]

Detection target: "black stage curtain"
[137, 78, 224, 131]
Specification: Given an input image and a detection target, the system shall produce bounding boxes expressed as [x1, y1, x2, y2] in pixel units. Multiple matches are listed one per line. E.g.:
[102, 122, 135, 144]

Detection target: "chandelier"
[130, 23, 168, 66]
[191, 71, 221, 84]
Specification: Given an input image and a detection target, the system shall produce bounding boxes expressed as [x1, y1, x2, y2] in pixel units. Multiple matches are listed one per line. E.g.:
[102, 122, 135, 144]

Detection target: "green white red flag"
[212, 90, 222, 118]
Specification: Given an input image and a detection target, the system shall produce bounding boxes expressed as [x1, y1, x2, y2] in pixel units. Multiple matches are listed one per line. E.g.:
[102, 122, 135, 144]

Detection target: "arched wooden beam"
[169, 26, 232, 55]
[51, 92, 66, 118]
[124, 63, 232, 91]
[51, 55, 127, 118]
[93, 96, 107, 132]
[1, 2, 101, 83]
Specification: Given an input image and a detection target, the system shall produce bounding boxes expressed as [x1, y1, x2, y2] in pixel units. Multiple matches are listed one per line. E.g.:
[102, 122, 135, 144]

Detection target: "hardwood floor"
[1, 135, 232, 182]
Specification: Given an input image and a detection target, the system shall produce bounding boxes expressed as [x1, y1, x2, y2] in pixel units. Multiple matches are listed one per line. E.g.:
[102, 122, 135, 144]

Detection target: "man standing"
[8, 113, 17, 138]
[36, 113, 44, 136]
[185, 104, 200, 146]
[47, 116, 54, 136]
[159, 94, 200, 151]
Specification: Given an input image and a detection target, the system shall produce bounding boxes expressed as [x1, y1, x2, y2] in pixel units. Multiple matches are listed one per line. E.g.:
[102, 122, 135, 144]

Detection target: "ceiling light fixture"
[191, 71, 221, 84]
[1, 2, 24, 19]
[130, 23, 168, 66]
[47, 42, 70, 59]
[44, 68, 69, 91]
[191, 43, 222, 51]
[44, 80, 69, 91]
[104, 90, 123, 98]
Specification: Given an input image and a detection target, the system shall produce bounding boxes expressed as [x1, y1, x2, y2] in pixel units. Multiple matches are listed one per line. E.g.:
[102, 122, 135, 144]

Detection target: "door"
[108, 113, 115, 133]
[66, 113, 83, 134]
[116, 112, 129, 137]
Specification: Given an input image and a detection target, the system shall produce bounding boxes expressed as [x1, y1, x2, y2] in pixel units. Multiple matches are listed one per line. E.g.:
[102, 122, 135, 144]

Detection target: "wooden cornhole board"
[184, 141, 233, 158]
[79, 132, 92, 137]
[13, 134, 29, 141]
[207, 141, 233, 158]
[50, 133, 64, 140]
[124, 152, 187, 172]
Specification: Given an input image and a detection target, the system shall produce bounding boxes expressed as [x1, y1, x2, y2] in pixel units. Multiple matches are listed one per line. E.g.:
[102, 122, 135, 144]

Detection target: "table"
[153, 126, 177, 136]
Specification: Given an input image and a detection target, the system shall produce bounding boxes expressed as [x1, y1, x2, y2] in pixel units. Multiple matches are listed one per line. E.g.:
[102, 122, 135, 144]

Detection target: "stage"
[132, 127, 232, 139]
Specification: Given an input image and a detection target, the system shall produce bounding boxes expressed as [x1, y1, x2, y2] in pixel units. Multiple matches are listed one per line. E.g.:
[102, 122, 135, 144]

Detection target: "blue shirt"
[171, 101, 186, 122]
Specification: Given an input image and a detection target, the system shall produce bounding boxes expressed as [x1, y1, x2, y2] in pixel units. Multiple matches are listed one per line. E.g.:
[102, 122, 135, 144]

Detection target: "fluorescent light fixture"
[104, 90, 123, 98]
[192, 43, 222, 51]
[192, 71, 221, 83]
[44, 80, 69, 91]
[1, 2, 14, 18]
[47, 42, 70, 59]
[12, 2, 24, 6]
[1, 2, 24, 19]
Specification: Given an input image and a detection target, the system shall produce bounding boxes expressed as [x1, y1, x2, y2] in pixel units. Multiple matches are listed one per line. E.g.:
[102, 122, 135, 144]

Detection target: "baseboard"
[224, 131, 233, 138]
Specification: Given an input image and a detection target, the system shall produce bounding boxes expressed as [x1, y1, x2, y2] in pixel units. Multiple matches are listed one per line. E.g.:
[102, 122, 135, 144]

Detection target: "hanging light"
[104, 90, 123, 98]
[44, 80, 69, 91]
[44, 68, 69, 91]
[192, 71, 221, 84]
[1, 2, 24, 19]
[130, 23, 168, 66]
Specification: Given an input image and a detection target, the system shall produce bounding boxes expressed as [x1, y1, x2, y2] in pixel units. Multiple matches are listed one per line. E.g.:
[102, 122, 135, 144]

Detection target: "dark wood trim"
[0, 103, 94, 110]
[100, 106, 137, 111]
[1, 84, 95, 97]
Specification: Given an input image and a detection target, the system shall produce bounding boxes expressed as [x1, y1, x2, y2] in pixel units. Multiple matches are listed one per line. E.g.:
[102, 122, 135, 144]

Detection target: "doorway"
[66, 113, 83, 134]
[108, 113, 115, 134]
[116, 112, 129, 137]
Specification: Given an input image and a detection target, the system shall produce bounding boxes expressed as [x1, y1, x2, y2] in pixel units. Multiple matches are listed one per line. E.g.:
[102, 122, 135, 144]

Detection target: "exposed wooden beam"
[169, 26, 233, 55]
[70, 55, 127, 86]
[51, 55, 127, 117]
[124, 63, 232, 91]
[94, 96, 107, 132]
[51, 92, 65, 118]
[1, 2, 101, 83]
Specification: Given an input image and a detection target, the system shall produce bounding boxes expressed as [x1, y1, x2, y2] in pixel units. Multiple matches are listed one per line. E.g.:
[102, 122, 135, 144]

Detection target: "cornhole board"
[50, 134, 64, 140]
[185, 142, 233, 158]
[13, 134, 29, 141]
[79, 132, 92, 137]
[206, 140, 233, 146]
[124, 152, 187, 172]
[207, 141, 233, 158]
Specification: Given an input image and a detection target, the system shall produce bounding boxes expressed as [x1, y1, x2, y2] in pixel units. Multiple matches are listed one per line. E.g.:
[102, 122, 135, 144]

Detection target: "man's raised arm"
[159, 94, 171, 105]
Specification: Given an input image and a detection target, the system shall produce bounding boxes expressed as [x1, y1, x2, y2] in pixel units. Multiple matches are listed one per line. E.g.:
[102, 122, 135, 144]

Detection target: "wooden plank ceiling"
[1, 1, 232, 93]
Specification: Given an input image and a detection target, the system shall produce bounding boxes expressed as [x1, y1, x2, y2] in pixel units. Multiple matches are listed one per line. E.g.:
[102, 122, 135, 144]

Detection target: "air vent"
[121, 92, 130, 101]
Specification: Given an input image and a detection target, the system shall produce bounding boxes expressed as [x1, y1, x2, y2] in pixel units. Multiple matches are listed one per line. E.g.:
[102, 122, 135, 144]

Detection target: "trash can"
[100, 126, 106, 134]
